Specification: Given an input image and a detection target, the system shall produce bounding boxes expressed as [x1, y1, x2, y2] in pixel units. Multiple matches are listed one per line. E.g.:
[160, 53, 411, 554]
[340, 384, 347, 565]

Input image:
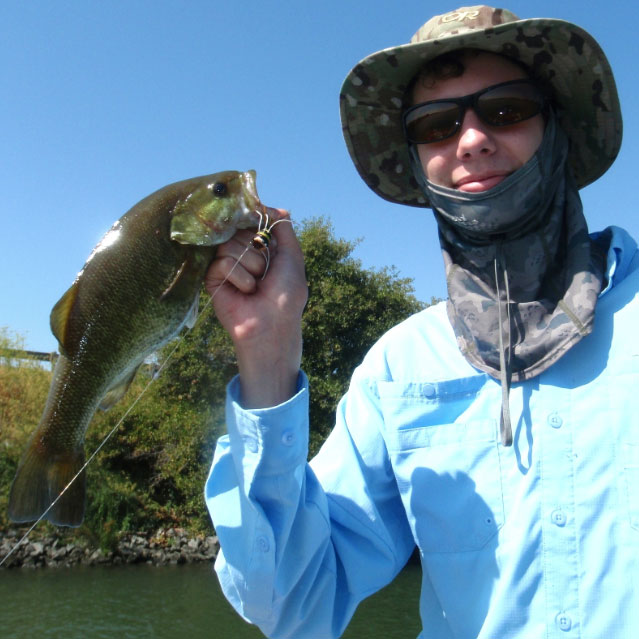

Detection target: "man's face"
[413, 52, 545, 192]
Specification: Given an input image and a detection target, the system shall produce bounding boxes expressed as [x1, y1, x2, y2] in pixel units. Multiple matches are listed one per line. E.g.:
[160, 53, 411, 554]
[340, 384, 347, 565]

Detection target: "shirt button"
[547, 412, 563, 429]
[256, 536, 270, 553]
[244, 437, 258, 453]
[281, 431, 295, 446]
[551, 509, 567, 527]
[555, 611, 572, 631]
[424, 384, 436, 398]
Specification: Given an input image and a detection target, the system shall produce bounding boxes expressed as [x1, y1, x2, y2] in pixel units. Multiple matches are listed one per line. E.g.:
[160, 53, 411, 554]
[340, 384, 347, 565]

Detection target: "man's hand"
[205, 210, 308, 408]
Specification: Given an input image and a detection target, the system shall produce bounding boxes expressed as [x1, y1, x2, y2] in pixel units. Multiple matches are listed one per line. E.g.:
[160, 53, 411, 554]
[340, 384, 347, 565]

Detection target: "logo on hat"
[441, 10, 480, 23]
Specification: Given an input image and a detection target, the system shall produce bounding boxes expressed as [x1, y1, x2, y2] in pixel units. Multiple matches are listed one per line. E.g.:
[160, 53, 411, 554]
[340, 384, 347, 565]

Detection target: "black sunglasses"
[403, 79, 547, 145]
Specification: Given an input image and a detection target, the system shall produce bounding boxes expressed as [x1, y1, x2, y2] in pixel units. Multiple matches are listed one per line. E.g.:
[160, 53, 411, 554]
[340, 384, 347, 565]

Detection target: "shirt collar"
[594, 226, 639, 295]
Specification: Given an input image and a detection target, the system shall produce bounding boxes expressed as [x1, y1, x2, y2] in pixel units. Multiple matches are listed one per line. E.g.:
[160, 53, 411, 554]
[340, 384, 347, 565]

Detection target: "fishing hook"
[251, 209, 291, 278]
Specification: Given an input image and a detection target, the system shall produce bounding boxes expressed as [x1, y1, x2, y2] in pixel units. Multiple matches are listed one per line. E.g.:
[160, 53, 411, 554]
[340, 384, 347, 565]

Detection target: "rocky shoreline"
[0, 527, 219, 569]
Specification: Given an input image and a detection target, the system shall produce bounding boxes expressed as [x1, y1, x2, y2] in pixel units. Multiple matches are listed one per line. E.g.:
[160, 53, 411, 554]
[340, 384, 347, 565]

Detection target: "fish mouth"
[240, 171, 288, 227]
[241, 170, 264, 219]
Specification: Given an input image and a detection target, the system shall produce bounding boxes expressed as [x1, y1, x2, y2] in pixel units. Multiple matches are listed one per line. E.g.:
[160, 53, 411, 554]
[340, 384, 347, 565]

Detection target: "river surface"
[2, 560, 422, 638]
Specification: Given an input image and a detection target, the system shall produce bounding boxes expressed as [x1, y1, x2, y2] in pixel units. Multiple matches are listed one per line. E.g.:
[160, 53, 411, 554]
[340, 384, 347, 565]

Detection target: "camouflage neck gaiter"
[411, 113, 607, 445]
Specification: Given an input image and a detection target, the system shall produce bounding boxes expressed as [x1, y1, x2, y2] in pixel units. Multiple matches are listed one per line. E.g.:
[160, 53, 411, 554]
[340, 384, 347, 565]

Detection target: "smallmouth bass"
[8, 170, 275, 527]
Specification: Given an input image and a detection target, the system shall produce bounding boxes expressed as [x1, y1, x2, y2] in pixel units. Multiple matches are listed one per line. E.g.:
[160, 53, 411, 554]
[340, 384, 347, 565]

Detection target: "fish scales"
[8, 170, 271, 527]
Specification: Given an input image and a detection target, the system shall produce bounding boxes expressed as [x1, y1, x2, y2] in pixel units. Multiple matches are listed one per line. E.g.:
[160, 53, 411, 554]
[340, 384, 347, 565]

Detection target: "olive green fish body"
[9, 170, 265, 526]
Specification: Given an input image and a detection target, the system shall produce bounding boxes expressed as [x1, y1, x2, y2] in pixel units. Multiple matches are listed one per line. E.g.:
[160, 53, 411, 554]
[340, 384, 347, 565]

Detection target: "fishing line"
[0, 239, 256, 568]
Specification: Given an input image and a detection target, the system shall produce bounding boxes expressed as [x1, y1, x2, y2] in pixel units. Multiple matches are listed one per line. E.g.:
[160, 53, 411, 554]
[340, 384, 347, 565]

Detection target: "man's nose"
[456, 109, 497, 159]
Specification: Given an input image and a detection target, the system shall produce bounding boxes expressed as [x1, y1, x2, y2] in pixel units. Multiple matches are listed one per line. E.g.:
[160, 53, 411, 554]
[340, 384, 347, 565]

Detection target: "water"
[1, 561, 421, 638]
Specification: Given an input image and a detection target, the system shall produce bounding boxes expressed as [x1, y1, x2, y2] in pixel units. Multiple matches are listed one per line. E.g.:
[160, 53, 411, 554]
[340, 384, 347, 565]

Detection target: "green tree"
[148, 216, 428, 457]
[1, 217, 432, 540]
[298, 218, 427, 453]
[0, 328, 53, 530]
[150, 216, 428, 456]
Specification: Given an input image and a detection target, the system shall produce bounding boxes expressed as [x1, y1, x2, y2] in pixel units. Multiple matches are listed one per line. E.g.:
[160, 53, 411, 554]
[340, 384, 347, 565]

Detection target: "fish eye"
[211, 182, 227, 196]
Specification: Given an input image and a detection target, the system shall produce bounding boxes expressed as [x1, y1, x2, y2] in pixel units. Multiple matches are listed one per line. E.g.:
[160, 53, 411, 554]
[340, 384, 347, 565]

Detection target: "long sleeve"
[205, 370, 415, 639]
[206, 226, 639, 639]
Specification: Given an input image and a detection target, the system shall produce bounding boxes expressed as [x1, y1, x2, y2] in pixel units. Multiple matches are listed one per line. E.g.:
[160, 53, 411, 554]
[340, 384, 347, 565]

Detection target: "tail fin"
[8, 440, 86, 527]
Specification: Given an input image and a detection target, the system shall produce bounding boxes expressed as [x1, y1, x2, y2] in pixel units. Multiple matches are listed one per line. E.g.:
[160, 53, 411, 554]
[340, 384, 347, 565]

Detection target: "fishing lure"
[250, 210, 291, 277]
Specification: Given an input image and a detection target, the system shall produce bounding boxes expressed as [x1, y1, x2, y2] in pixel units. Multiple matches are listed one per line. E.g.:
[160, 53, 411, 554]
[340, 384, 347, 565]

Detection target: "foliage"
[298, 219, 426, 454]
[0, 328, 52, 444]
[81, 380, 223, 546]
[0, 328, 54, 532]
[0, 218, 431, 543]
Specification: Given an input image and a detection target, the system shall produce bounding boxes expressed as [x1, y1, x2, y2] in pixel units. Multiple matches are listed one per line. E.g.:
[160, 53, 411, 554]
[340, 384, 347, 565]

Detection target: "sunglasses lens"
[403, 81, 546, 144]
[404, 102, 461, 143]
[477, 83, 544, 126]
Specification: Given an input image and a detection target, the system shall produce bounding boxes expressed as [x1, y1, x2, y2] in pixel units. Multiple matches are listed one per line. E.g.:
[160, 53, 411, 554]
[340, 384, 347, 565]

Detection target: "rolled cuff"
[225, 371, 309, 477]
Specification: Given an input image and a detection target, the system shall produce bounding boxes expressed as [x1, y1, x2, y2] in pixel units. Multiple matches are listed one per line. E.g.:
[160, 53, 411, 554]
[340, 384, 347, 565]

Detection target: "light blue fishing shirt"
[206, 225, 639, 639]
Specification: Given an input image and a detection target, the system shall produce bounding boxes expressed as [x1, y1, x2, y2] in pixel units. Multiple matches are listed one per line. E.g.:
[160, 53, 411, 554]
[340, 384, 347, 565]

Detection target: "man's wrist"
[235, 332, 303, 408]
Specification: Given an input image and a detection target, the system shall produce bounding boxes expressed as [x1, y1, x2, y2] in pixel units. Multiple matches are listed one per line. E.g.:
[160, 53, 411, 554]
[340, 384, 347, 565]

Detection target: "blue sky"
[1, 0, 637, 353]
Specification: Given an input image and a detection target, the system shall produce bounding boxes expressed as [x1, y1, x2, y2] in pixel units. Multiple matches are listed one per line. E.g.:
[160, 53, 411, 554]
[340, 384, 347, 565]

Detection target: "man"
[205, 6, 636, 638]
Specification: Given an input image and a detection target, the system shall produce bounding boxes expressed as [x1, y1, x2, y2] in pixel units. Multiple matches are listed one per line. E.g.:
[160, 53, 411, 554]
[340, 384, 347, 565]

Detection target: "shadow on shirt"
[410, 467, 499, 638]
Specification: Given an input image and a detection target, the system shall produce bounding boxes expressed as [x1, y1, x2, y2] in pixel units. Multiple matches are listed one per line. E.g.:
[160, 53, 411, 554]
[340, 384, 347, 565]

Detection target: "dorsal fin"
[50, 282, 80, 357]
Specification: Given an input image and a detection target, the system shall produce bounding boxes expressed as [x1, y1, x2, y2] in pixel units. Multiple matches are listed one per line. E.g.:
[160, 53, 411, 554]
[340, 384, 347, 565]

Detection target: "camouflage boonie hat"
[340, 5, 623, 208]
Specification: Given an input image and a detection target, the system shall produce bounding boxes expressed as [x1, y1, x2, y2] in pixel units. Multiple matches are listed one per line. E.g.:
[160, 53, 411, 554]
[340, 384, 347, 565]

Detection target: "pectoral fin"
[160, 259, 190, 301]
[98, 364, 141, 410]
[160, 250, 212, 303]
[160, 257, 201, 328]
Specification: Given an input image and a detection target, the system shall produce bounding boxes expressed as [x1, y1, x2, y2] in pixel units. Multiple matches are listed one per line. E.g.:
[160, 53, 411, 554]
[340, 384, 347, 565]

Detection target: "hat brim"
[340, 17, 622, 208]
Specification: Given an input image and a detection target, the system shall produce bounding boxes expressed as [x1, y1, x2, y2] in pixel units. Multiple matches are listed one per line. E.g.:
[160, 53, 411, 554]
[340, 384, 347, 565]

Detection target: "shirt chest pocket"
[378, 379, 505, 553]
